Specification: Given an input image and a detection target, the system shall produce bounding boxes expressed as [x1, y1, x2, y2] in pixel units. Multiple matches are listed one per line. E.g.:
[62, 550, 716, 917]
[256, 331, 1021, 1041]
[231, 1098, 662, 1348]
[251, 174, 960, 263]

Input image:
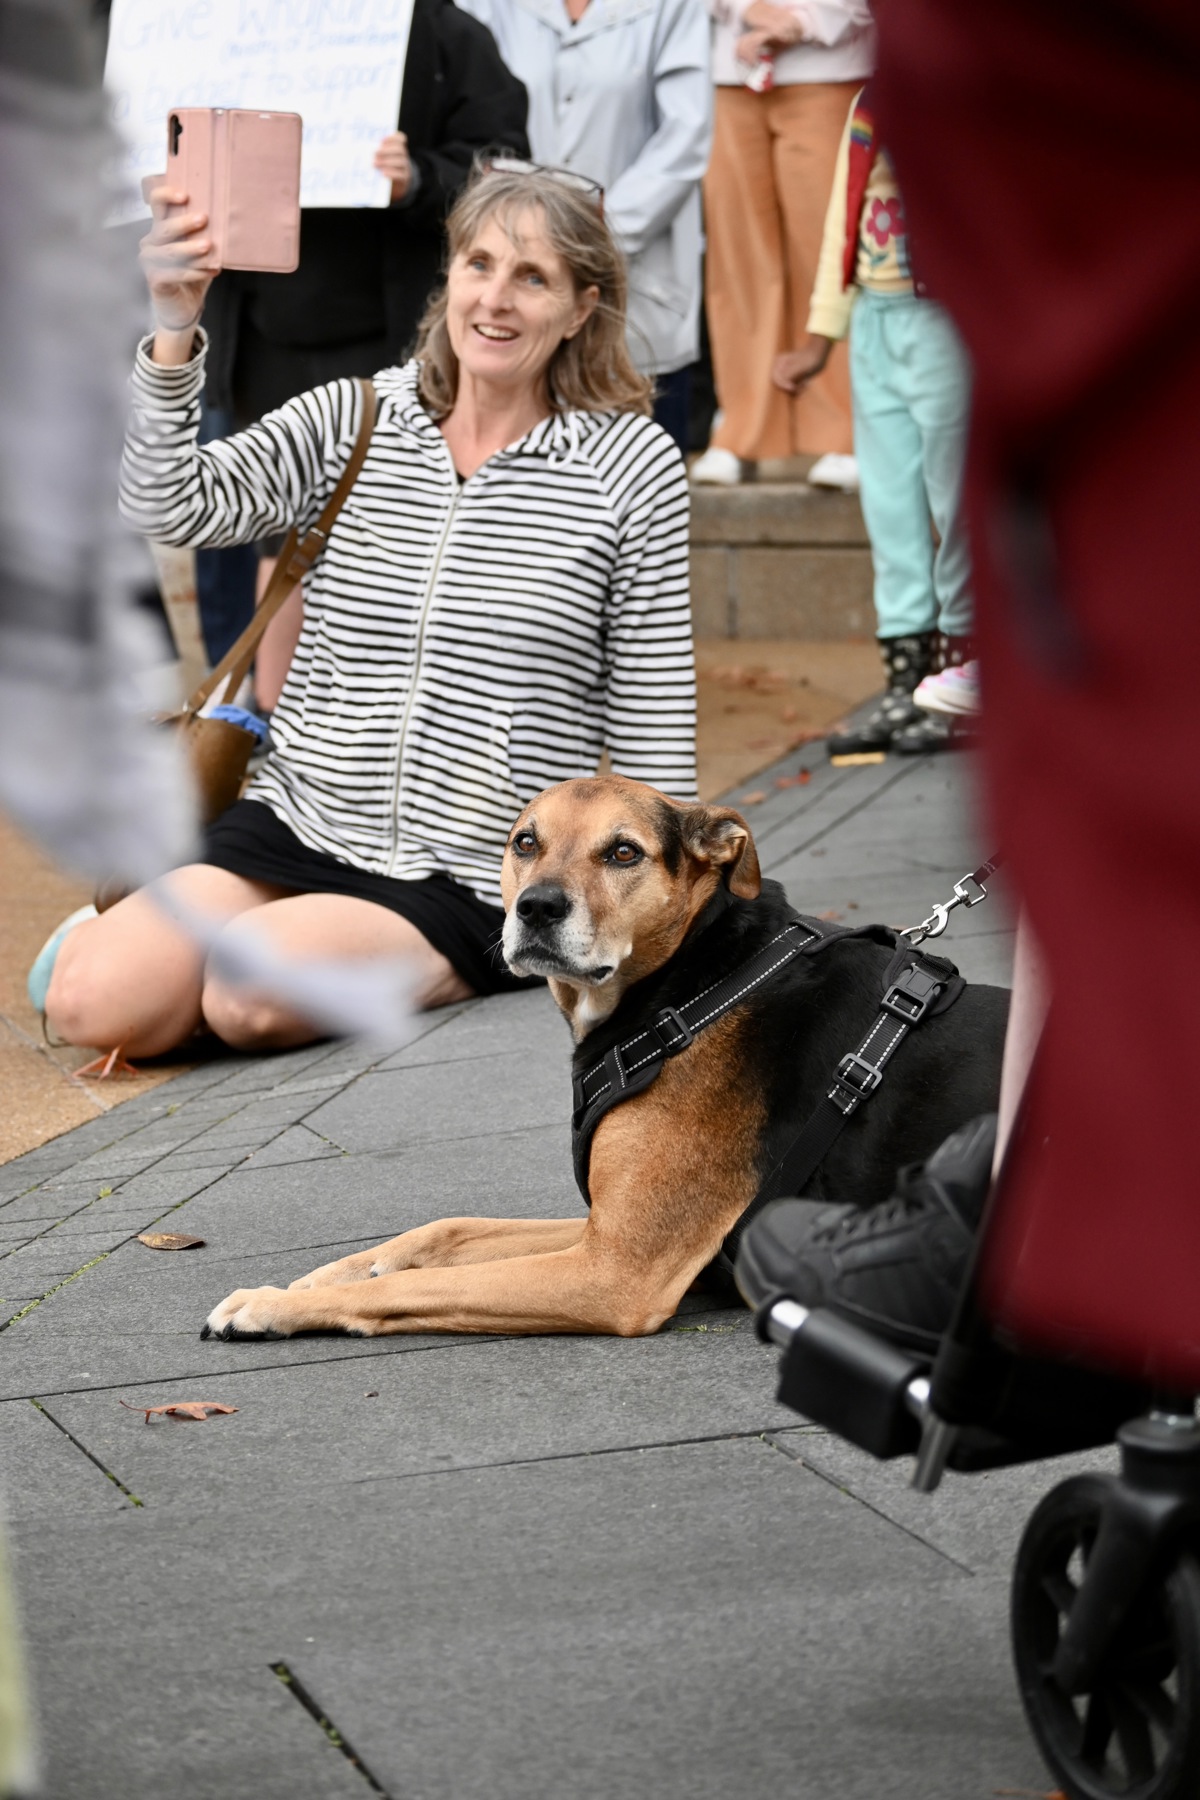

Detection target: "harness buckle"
[648, 1006, 695, 1057]
[881, 963, 943, 1023]
[831, 1051, 884, 1111]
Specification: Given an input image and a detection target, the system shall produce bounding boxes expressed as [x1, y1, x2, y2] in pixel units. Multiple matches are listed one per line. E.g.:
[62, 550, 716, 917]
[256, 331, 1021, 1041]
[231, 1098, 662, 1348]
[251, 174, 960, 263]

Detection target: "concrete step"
[690, 480, 873, 640]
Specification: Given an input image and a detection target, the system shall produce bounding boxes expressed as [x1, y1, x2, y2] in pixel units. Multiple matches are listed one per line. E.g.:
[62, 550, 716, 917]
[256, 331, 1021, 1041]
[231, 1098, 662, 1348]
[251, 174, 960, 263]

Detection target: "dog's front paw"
[288, 1250, 377, 1291]
[202, 1286, 292, 1341]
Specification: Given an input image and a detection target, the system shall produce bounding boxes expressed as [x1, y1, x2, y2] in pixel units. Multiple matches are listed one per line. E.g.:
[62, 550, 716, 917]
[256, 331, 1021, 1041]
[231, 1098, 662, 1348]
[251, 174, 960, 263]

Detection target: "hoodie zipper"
[389, 455, 463, 871]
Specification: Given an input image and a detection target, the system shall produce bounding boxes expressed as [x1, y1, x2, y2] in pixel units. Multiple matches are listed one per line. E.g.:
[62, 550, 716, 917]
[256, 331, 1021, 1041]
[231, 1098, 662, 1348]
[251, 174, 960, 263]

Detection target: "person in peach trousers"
[692, 0, 874, 487]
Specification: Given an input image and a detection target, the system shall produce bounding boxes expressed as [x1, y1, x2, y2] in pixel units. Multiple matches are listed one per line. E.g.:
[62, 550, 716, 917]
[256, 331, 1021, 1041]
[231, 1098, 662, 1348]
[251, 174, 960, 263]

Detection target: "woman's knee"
[44, 898, 205, 1054]
[199, 977, 318, 1052]
[44, 926, 108, 1045]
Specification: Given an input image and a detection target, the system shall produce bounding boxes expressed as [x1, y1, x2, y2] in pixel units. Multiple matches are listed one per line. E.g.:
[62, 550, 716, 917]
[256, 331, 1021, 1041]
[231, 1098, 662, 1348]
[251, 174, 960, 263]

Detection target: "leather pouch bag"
[96, 377, 377, 911]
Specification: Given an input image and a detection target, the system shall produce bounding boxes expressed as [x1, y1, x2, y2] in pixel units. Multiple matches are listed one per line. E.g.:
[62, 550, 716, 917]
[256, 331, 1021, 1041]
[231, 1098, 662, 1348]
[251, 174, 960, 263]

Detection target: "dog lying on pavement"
[203, 776, 1008, 1342]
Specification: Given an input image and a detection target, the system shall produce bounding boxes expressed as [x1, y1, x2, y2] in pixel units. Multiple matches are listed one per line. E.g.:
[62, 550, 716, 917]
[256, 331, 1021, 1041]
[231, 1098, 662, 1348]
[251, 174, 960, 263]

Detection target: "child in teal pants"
[774, 83, 975, 753]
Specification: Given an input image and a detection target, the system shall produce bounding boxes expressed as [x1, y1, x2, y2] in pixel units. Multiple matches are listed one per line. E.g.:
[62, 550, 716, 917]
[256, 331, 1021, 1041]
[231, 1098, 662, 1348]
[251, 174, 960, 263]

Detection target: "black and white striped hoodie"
[120, 342, 698, 906]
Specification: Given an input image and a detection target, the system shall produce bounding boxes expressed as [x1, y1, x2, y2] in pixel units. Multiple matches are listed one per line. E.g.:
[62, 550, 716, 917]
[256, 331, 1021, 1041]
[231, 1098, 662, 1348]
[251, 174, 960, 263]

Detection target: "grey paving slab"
[303, 1046, 568, 1156]
[275, 1438, 1045, 1800]
[10, 1438, 1036, 1800]
[183, 1125, 581, 1233]
[770, 1426, 1119, 1576]
[31, 1657, 370, 1800]
[43, 1317, 788, 1508]
[0, 1396, 129, 1521]
[377, 984, 569, 1070]
[2, 1325, 453, 1402]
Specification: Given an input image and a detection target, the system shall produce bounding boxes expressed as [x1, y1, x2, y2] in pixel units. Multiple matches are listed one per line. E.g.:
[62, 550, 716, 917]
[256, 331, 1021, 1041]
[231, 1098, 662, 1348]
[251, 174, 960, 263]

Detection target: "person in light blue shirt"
[460, 0, 712, 451]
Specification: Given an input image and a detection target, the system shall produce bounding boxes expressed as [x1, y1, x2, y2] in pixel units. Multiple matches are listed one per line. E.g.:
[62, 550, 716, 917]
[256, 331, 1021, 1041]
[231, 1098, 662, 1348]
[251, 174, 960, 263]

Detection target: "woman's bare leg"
[199, 893, 474, 1049]
[46, 865, 288, 1057]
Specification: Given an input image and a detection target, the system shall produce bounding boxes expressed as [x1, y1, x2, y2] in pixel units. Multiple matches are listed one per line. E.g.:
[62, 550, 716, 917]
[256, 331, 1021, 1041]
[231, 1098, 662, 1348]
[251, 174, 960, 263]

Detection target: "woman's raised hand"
[139, 178, 220, 344]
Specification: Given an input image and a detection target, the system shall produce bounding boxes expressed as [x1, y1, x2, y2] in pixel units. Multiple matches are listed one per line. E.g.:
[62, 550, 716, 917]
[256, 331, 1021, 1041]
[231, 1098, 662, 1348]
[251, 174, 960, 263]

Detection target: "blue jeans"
[849, 291, 973, 640]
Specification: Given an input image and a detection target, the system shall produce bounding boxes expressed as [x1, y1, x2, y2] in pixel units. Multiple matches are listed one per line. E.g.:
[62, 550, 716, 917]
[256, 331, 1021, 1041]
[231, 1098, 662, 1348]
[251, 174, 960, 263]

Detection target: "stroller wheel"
[1011, 1475, 1200, 1800]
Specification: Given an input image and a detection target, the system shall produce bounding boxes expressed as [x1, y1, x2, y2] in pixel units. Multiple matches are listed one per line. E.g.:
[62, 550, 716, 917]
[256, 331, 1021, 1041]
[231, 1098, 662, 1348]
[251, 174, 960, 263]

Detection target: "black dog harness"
[571, 908, 965, 1208]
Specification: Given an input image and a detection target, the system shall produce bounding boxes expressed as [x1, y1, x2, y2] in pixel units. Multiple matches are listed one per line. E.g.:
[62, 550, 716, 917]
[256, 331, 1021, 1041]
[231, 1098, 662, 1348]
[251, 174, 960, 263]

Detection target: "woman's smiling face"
[445, 206, 598, 396]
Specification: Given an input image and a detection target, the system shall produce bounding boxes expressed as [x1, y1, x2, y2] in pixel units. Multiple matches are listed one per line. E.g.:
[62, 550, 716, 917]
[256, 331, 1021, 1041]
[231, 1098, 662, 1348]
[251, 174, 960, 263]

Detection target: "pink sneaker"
[914, 659, 980, 716]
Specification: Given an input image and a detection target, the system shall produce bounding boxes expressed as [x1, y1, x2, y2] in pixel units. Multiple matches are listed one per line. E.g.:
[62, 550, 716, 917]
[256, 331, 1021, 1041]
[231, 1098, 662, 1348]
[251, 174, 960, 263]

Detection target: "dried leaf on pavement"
[120, 1399, 237, 1424]
[738, 790, 767, 806]
[137, 1232, 206, 1251]
[774, 771, 813, 789]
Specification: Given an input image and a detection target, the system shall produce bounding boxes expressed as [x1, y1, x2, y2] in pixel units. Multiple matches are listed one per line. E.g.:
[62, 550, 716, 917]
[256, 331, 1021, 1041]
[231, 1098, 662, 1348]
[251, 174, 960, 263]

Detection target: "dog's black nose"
[516, 883, 570, 928]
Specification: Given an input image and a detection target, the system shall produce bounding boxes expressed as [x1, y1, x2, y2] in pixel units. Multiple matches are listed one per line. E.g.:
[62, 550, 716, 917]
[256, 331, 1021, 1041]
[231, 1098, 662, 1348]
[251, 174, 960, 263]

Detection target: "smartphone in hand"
[166, 108, 302, 273]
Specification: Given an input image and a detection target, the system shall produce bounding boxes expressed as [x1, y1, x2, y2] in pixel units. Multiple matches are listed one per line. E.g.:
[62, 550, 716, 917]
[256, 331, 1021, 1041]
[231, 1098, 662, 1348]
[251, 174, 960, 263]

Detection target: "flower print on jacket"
[865, 192, 906, 250]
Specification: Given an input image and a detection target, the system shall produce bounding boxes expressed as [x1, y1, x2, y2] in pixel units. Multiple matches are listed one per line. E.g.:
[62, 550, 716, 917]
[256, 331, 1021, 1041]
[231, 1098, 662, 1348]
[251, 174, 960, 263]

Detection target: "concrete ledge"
[690, 480, 868, 547]
[690, 480, 874, 640]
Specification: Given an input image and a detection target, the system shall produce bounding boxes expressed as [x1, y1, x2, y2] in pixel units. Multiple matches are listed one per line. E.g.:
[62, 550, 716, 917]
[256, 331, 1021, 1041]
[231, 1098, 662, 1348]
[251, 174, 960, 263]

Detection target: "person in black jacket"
[192, 0, 529, 701]
[201, 0, 530, 425]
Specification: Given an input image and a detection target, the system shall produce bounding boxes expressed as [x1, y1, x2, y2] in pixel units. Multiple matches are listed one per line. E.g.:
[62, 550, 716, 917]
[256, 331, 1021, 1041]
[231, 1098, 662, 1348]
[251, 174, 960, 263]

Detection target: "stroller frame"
[756, 1235, 1200, 1800]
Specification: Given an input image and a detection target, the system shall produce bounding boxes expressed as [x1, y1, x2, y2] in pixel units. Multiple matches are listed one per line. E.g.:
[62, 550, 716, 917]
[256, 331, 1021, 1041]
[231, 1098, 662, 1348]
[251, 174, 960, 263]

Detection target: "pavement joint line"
[349, 1426, 781, 1489]
[28, 1397, 144, 1508]
[365, 1119, 567, 1159]
[734, 750, 917, 853]
[4, 1334, 512, 1401]
[0, 1070, 399, 1265]
[0, 1171, 247, 1331]
[271, 1663, 392, 1796]
[762, 1430, 976, 1577]
[757, 757, 930, 871]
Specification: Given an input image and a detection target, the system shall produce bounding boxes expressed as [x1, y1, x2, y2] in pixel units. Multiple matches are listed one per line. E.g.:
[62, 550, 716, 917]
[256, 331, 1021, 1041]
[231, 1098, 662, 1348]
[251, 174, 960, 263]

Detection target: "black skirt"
[202, 799, 540, 998]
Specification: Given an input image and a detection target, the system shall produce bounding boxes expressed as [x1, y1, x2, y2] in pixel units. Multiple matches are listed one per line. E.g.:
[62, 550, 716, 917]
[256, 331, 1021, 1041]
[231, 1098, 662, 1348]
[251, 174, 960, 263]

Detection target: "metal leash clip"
[900, 853, 1003, 947]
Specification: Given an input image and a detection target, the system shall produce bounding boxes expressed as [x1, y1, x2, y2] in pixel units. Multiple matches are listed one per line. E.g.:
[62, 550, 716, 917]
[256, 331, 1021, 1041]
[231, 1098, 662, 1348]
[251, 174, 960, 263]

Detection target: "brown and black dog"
[202, 776, 1008, 1342]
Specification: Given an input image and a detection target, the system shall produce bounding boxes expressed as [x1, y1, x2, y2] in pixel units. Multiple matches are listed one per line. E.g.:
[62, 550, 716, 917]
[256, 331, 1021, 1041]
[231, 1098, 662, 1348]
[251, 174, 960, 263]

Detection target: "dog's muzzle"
[504, 884, 613, 984]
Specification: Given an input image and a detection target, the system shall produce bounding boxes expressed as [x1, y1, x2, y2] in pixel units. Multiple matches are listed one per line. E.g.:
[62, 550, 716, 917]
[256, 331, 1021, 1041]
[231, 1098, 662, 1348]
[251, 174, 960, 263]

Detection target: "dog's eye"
[608, 842, 643, 865]
[512, 831, 537, 856]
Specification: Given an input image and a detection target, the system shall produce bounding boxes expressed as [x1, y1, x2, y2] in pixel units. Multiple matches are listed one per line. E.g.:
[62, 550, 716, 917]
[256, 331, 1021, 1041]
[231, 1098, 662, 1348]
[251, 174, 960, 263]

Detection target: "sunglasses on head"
[483, 155, 605, 210]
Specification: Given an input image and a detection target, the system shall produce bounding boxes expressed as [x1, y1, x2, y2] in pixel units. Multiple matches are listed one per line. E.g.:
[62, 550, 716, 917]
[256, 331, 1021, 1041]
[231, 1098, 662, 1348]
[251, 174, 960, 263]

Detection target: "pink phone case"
[166, 107, 302, 274]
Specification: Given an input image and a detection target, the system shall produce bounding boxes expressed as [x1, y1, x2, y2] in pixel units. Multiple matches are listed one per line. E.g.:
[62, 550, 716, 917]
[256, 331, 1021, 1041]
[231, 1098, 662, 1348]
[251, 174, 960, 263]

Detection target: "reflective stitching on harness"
[577, 922, 819, 1106]
[688, 944, 812, 1031]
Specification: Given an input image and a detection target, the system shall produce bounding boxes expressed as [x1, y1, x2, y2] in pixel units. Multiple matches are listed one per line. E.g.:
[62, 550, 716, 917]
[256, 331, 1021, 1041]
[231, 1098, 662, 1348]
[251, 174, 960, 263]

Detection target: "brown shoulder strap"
[185, 376, 379, 716]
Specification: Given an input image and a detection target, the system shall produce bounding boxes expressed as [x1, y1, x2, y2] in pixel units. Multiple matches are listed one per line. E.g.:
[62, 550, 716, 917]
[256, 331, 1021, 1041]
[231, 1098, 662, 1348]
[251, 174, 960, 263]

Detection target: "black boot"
[734, 1114, 998, 1356]
[892, 632, 975, 756]
[828, 632, 935, 756]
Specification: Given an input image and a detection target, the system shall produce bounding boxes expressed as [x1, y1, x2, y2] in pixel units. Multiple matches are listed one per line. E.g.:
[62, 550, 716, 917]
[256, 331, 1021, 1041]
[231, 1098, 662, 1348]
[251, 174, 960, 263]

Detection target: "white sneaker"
[690, 446, 744, 486]
[807, 453, 860, 492]
[914, 659, 980, 716]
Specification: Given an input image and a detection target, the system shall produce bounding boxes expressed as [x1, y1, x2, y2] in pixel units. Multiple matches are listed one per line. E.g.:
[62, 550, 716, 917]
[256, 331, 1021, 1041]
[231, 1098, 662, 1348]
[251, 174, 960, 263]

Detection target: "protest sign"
[105, 0, 414, 220]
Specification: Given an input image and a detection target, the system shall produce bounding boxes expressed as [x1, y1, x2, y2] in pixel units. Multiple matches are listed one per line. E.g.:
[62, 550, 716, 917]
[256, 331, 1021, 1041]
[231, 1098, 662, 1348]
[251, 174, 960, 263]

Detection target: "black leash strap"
[900, 852, 1003, 948]
[761, 949, 962, 1203]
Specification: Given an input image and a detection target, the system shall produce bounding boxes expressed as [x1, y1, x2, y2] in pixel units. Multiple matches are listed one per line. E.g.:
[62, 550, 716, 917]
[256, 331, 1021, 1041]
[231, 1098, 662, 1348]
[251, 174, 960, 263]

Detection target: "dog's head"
[501, 776, 761, 1037]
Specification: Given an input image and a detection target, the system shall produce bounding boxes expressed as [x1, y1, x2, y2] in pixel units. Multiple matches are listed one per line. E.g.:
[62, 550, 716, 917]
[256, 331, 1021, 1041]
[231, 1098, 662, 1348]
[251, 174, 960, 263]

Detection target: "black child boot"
[892, 631, 975, 755]
[828, 631, 935, 757]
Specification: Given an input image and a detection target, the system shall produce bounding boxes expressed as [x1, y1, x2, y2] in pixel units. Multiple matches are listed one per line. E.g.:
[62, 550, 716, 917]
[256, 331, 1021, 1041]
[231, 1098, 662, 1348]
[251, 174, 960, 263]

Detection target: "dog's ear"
[680, 806, 761, 899]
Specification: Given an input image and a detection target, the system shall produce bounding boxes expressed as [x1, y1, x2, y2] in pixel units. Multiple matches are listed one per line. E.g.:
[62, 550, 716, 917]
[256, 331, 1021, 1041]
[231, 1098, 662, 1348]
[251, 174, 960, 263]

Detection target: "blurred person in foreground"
[45, 165, 698, 1062]
[0, 0, 200, 1785]
[459, 0, 712, 454]
[773, 80, 976, 757]
[869, 0, 1200, 1384]
[691, 0, 874, 486]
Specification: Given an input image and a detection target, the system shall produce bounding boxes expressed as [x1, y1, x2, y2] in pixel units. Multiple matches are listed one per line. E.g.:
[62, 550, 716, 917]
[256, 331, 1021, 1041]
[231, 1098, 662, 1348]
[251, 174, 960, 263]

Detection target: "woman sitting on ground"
[47, 163, 697, 1058]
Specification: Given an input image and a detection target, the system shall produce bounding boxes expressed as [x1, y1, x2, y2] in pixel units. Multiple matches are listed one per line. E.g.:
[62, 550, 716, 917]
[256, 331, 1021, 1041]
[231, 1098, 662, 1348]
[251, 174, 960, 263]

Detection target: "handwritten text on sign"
[105, 0, 414, 217]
